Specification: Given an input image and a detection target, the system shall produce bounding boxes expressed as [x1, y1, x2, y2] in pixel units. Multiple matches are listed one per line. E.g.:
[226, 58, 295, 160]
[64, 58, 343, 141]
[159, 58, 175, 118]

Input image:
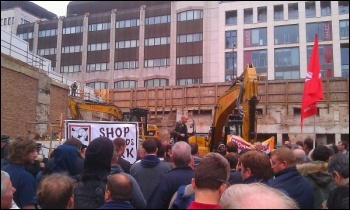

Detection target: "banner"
[228, 135, 275, 154]
[65, 120, 138, 164]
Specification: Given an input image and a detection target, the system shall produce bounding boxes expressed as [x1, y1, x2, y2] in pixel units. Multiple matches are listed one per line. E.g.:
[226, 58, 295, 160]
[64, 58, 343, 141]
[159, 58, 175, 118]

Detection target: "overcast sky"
[31, 1, 71, 17]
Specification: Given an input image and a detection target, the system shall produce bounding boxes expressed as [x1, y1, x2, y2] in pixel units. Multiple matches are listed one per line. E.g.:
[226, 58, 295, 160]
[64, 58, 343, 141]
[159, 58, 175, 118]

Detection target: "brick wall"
[1, 54, 69, 137]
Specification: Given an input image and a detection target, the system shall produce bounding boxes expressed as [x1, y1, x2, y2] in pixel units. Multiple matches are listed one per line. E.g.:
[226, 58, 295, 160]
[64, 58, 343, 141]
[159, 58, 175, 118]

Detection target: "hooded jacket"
[297, 161, 336, 209]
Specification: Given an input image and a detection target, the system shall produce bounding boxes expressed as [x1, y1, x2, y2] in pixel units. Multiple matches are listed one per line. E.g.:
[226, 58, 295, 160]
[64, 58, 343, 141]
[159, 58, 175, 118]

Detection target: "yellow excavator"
[68, 96, 158, 140]
[189, 64, 259, 157]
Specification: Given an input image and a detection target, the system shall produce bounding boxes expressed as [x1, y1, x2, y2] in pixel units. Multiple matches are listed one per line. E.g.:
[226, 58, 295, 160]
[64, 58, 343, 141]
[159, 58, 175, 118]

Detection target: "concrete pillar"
[56, 17, 64, 73]
[35, 72, 51, 136]
[138, 5, 146, 87]
[335, 133, 341, 144]
[81, 13, 89, 86]
[170, 2, 177, 86]
[33, 21, 39, 55]
[277, 133, 283, 146]
[109, 9, 117, 89]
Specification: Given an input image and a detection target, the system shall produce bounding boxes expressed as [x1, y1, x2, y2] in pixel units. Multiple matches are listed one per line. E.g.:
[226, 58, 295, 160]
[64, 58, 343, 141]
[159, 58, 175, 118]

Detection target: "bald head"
[220, 183, 299, 209]
[292, 149, 306, 164]
[107, 173, 132, 201]
[172, 141, 191, 167]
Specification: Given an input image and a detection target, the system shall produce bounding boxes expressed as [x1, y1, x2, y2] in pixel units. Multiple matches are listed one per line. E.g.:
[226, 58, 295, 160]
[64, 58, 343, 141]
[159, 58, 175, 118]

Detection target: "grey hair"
[172, 141, 192, 167]
[1, 171, 10, 198]
[220, 183, 299, 209]
[328, 153, 349, 178]
[292, 149, 306, 164]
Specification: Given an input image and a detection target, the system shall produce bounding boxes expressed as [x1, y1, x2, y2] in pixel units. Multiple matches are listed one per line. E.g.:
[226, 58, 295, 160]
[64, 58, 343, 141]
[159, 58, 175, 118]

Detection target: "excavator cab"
[124, 108, 158, 140]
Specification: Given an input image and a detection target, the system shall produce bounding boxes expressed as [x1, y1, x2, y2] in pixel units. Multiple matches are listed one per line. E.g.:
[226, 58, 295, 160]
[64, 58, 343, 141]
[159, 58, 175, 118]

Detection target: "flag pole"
[313, 115, 316, 149]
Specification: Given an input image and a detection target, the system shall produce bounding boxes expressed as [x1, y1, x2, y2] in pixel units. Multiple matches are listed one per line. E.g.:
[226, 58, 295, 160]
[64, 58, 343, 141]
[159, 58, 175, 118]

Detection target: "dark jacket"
[118, 157, 131, 174]
[267, 166, 314, 209]
[243, 176, 268, 184]
[170, 122, 189, 142]
[98, 200, 134, 209]
[297, 161, 336, 209]
[147, 166, 194, 209]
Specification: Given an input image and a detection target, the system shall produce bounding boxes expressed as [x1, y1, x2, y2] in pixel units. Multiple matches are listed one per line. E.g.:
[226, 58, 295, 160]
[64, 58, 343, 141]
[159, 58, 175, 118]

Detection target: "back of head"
[84, 137, 113, 178]
[225, 153, 239, 169]
[64, 137, 83, 151]
[7, 136, 36, 164]
[327, 185, 349, 209]
[189, 142, 199, 155]
[107, 173, 132, 201]
[312, 145, 332, 162]
[172, 141, 191, 167]
[271, 147, 296, 167]
[328, 154, 349, 179]
[112, 137, 126, 154]
[37, 173, 75, 209]
[240, 151, 273, 180]
[52, 144, 78, 175]
[304, 138, 314, 150]
[195, 152, 230, 190]
[157, 145, 166, 158]
[295, 140, 304, 147]
[226, 141, 238, 153]
[292, 148, 306, 164]
[220, 183, 299, 209]
[142, 138, 157, 154]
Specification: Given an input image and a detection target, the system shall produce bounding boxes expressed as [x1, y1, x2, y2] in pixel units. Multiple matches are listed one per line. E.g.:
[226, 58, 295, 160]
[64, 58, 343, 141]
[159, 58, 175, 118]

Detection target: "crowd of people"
[1, 129, 349, 209]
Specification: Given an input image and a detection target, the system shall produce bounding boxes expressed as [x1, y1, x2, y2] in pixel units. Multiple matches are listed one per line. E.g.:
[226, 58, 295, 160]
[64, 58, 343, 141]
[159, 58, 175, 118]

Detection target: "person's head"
[283, 140, 291, 149]
[219, 183, 299, 209]
[36, 173, 75, 209]
[7, 136, 37, 165]
[239, 151, 273, 181]
[254, 142, 263, 152]
[303, 138, 314, 152]
[337, 141, 348, 153]
[226, 141, 238, 153]
[137, 147, 146, 160]
[1, 135, 10, 149]
[193, 152, 230, 196]
[1, 171, 16, 209]
[295, 140, 304, 148]
[292, 148, 306, 164]
[311, 145, 332, 162]
[328, 154, 349, 187]
[166, 144, 172, 155]
[172, 141, 192, 167]
[112, 137, 126, 156]
[180, 115, 188, 124]
[270, 147, 296, 174]
[189, 142, 199, 156]
[105, 173, 132, 202]
[142, 138, 158, 155]
[157, 145, 166, 158]
[83, 137, 114, 178]
[327, 144, 339, 155]
[80, 144, 87, 158]
[326, 185, 349, 209]
[64, 137, 83, 152]
[225, 152, 239, 169]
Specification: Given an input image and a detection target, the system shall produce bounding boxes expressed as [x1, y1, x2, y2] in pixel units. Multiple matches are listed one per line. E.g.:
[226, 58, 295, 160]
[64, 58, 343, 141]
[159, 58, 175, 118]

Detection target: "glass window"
[187, 11, 194, 20]
[340, 44, 349, 77]
[194, 10, 202, 19]
[244, 8, 253, 24]
[288, 3, 298, 19]
[155, 16, 161, 24]
[274, 47, 300, 79]
[244, 50, 268, 75]
[225, 30, 237, 49]
[161, 15, 168, 23]
[180, 12, 186, 21]
[306, 22, 332, 42]
[340, 20, 349, 40]
[274, 5, 284, 20]
[154, 38, 161, 45]
[274, 25, 299, 45]
[244, 28, 267, 47]
[321, 1, 331, 16]
[149, 38, 154, 46]
[258, 7, 267, 22]
[226, 10, 237, 25]
[161, 37, 168, 45]
[339, 1, 349, 14]
[305, 2, 316, 18]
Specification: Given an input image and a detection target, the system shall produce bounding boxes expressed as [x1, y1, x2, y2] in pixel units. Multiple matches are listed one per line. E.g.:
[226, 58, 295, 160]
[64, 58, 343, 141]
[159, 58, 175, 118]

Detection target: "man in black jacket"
[170, 115, 189, 143]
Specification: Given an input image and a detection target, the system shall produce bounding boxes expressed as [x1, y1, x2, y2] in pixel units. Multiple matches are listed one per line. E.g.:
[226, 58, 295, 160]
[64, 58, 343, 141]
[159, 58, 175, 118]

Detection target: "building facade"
[12, 1, 349, 90]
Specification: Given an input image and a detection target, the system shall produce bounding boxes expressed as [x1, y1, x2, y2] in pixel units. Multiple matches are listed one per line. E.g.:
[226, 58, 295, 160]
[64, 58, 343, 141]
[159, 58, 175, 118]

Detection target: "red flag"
[301, 34, 324, 131]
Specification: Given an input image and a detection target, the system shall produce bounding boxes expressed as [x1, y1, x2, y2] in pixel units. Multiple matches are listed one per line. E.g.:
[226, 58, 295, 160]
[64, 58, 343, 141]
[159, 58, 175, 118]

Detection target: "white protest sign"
[65, 120, 138, 164]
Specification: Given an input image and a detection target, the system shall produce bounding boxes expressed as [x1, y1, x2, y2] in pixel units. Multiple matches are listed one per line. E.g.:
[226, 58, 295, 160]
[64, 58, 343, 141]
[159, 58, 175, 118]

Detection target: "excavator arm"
[209, 64, 259, 152]
[68, 96, 123, 121]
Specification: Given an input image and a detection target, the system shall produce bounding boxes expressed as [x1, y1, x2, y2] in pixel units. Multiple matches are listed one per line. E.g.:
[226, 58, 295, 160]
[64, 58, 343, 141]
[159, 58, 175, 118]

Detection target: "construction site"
[1, 52, 349, 154]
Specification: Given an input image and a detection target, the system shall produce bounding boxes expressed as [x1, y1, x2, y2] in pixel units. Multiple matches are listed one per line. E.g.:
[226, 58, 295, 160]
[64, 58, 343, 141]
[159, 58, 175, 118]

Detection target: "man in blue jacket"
[268, 147, 314, 209]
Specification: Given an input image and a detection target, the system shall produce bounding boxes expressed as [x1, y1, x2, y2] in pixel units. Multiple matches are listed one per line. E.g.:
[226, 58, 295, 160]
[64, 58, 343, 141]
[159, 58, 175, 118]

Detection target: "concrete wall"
[1, 53, 69, 138]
